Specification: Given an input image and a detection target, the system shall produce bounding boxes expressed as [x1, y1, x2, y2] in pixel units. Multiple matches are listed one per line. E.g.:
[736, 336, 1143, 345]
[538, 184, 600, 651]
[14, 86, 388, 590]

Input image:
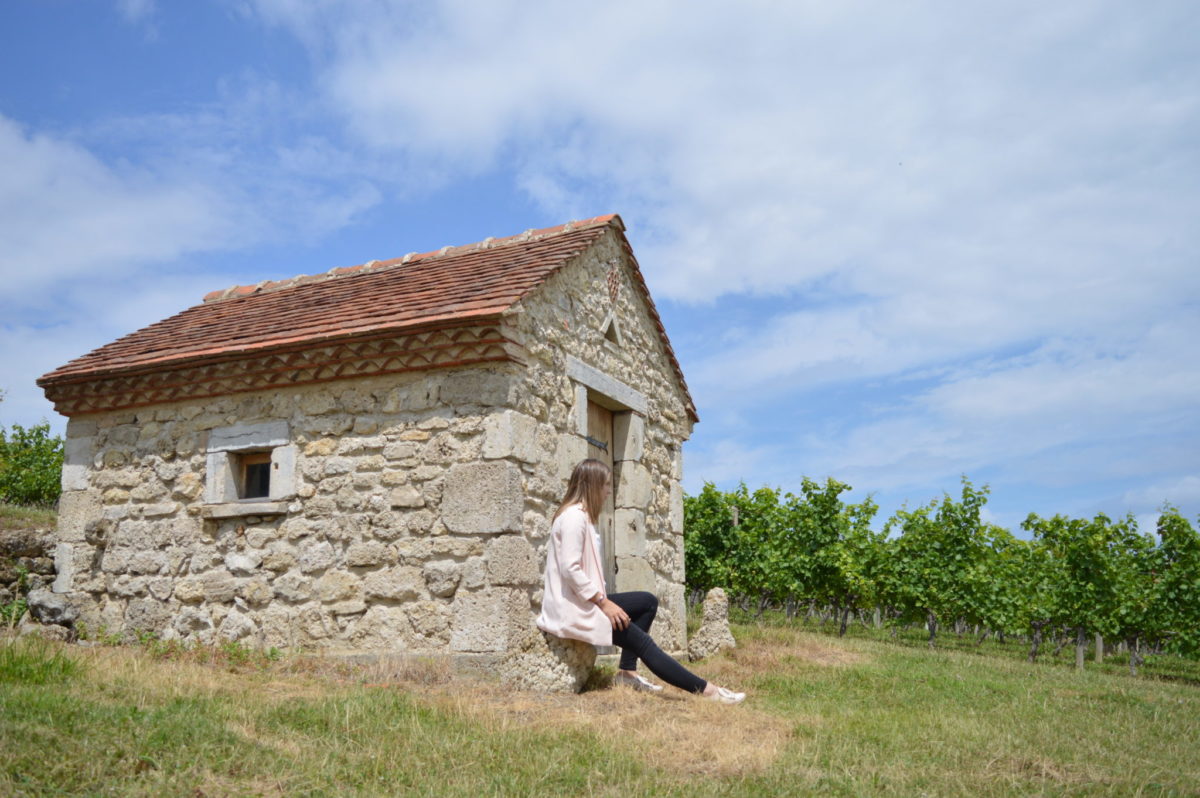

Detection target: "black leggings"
[608, 591, 707, 694]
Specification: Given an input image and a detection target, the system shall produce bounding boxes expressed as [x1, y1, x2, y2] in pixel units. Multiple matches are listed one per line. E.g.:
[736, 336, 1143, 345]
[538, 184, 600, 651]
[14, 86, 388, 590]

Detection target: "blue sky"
[2, 0, 1198, 533]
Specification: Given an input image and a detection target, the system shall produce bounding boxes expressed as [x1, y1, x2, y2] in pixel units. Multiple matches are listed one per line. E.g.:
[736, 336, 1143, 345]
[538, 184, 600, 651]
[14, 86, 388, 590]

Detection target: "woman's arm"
[556, 507, 603, 601]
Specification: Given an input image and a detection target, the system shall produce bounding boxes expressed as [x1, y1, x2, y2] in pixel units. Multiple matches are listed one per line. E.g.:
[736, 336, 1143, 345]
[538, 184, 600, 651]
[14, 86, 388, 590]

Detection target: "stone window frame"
[203, 420, 297, 519]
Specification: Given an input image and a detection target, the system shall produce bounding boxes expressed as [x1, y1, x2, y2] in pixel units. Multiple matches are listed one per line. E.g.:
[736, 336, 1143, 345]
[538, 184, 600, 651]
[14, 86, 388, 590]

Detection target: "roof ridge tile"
[201, 213, 620, 305]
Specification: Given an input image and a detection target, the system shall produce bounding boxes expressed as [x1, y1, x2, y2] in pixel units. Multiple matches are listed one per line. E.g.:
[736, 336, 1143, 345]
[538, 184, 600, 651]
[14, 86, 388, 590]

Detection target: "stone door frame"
[564, 357, 651, 594]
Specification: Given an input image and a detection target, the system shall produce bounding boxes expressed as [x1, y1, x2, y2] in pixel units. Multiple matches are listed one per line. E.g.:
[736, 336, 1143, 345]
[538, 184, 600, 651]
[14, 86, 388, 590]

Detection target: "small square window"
[239, 452, 272, 499]
[204, 421, 296, 508]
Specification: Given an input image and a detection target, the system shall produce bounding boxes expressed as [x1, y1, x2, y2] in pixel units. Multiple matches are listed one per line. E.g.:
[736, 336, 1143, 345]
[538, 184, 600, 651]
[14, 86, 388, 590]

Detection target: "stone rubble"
[688, 588, 737, 662]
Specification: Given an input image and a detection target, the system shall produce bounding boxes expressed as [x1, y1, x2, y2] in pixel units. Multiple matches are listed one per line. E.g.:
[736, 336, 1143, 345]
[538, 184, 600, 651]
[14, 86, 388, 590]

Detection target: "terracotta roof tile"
[39, 213, 697, 422]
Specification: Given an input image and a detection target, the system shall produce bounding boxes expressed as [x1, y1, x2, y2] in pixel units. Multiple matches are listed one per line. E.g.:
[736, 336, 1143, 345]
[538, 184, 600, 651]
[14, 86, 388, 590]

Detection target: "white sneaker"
[613, 671, 664, 693]
[707, 686, 746, 705]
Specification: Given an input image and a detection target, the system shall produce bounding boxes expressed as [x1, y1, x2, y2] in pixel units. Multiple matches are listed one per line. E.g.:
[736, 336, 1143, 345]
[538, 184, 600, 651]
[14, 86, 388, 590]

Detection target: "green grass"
[0, 501, 56, 532]
[0, 636, 80, 684]
[2, 626, 1198, 796]
[731, 606, 1200, 685]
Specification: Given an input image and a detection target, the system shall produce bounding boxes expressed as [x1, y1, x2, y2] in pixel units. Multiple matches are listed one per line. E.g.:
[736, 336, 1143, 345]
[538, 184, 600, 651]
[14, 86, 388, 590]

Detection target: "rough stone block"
[688, 588, 736, 661]
[143, 502, 178, 518]
[363, 566, 423, 601]
[130, 551, 168, 575]
[225, 551, 263, 575]
[171, 606, 213, 641]
[148, 577, 174, 601]
[208, 420, 289, 451]
[57, 490, 102, 544]
[349, 605, 411, 649]
[570, 384, 589, 435]
[346, 541, 391, 568]
[262, 548, 296, 573]
[407, 600, 452, 643]
[482, 411, 541, 463]
[422, 560, 461, 598]
[273, 571, 313, 602]
[125, 598, 172, 636]
[174, 577, 205, 604]
[20, 621, 71, 642]
[612, 413, 644, 462]
[100, 546, 130, 575]
[305, 438, 337, 457]
[218, 610, 257, 642]
[441, 462, 524, 534]
[172, 472, 203, 501]
[440, 370, 516, 407]
[450, 588, 527, 653]
[331, 599, 367, 615]
[27, 589, 78, 626]
[299, 541, 335, 573]
[382, 380, 440, 413]
[52, 543, 74, 593]
[108, 574, 147, 597]
[669, 482, 684, 534]
[555, 434, 588, 481]
[238, 578, 273, 607]
[389, 485, 424, 508]
[245, 529, 276, 549]
[201, 572, 237, 603]
[61, 436, 94, 491]
[613, 509, 646, 558]
[260, 604, 296, 649]
[383, 441, 419, 461]
[269, 444, 298, 500]
[613, 555, 655, 593]
[462, 556, 487, 590]
[338, 435, 386, 455]
[300, 607, 332, 640]
[315, 571, 361, 603]
[614, 462, 652, 509]
[485, 536, 539, 586]
[499, 632, 597, 693]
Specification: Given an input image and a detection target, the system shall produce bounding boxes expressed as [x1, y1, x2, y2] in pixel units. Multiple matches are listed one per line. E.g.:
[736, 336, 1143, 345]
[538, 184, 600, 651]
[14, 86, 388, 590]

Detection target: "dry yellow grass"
[7, 625, 1199, 796]
[288, 629, 867, 779]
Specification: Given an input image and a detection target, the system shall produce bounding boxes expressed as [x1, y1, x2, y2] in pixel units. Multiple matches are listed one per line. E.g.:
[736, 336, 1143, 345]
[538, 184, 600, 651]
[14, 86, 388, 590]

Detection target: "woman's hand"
[598, 598, 630, 631]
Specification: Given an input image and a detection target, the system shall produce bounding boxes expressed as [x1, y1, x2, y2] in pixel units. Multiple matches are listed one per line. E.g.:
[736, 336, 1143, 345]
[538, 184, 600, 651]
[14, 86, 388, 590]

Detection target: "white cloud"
[116, 0, 155, 24]
[1124, 476, 1200, 513]
[0, 274, 220, 434]
[246, 0, 1198, 522]
[0, 116, 234, 299]
[0, 86, 381, 430]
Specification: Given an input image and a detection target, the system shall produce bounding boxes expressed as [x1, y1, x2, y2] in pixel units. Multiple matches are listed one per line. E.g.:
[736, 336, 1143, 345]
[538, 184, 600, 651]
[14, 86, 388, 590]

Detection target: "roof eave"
[37, 310, 509, 389]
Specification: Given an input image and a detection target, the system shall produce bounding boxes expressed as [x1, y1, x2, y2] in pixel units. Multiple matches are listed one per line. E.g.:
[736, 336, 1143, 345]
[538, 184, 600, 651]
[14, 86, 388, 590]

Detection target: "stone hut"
[37, 214, 697, 690]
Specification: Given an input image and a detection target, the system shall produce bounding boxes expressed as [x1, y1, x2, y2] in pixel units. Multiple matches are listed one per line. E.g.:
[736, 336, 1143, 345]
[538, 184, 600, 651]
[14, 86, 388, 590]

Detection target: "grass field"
[729, 608, 1200, 686]
[3, 621, 1199, 797]
[0, 502, 56, 533]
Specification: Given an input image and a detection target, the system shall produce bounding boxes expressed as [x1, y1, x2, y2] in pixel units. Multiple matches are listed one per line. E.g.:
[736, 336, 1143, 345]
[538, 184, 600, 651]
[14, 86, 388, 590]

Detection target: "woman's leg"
[607, 591, 658, 672]
[611, 623, 707, 693]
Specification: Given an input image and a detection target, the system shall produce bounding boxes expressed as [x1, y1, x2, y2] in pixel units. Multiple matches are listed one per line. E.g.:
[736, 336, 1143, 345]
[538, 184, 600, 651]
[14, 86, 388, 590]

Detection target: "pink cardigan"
[536, 503, 613, 646]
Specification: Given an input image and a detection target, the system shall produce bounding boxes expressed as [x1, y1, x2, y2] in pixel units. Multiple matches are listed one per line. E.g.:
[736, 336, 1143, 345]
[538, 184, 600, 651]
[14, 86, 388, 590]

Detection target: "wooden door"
[586, 401, 616, 588]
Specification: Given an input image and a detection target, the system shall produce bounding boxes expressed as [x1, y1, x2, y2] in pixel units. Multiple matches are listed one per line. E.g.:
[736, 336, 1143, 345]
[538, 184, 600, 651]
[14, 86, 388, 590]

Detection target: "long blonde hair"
[554, 458, 612, 524]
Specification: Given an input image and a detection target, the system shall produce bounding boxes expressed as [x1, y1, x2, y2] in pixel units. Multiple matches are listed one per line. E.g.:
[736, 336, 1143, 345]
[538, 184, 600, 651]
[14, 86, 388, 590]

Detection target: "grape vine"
[684, 478, 1200, 673]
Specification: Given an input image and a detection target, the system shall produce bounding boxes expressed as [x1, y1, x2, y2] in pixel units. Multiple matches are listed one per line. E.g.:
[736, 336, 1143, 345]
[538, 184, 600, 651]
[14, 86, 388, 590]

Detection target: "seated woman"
[537, 458, 745, 704]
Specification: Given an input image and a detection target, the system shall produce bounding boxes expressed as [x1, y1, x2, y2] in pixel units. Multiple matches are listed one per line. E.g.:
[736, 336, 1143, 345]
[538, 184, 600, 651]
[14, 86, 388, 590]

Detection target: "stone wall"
[51, 226, 693, 687]
[507, 228, 694, 651]
[1, 528, 56, 609]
